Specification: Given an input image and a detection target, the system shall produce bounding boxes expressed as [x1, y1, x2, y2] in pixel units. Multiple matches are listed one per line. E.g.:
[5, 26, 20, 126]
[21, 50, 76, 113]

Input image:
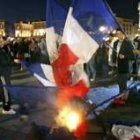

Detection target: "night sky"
[106, 0, 140, 22]
[0, 0, 45, 23]
[0, 0, 139, 23]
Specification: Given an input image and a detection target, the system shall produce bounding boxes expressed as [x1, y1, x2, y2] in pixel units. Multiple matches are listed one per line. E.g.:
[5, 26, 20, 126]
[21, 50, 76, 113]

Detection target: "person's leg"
[84, 63, 90, 79]
[1, 75, 16, 114]
[1, 76, 11, 111]
[117, 73, 128, 100]
[0, 76, 4, 103]
[137, 60, 140, 77]
[88, 61, 96, 81]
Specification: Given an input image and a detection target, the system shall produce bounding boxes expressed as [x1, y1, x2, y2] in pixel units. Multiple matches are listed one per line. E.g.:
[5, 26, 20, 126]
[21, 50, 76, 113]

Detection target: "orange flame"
[56, 105, 87, 138]
[56, 106, 83, 132]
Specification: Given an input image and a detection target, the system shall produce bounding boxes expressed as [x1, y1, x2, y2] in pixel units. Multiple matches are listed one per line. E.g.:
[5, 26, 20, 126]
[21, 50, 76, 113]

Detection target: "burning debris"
[56, 106, 83, 132]
[26, 97, 94, 140]
[55, 96, 95, 138]
[26, 122, 76, 140]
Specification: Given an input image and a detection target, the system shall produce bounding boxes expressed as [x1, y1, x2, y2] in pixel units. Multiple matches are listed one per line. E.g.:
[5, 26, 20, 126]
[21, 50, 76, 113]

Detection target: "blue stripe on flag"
[23, 62, 47, 80]
[46, 0, 120, 42]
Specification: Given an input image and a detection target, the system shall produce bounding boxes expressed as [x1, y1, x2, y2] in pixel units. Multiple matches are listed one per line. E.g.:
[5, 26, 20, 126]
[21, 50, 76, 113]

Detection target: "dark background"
[0, 0, 139, 23]
[0, 0, 45, 22]
[106, 0, 140, 22]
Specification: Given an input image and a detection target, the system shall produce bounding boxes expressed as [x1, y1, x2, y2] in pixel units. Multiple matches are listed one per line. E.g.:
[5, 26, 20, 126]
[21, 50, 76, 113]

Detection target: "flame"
[56, 106, 83, 132]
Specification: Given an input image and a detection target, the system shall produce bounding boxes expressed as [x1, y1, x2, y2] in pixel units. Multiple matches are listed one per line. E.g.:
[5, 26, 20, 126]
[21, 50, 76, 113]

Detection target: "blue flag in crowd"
[46, 0, 120, 43]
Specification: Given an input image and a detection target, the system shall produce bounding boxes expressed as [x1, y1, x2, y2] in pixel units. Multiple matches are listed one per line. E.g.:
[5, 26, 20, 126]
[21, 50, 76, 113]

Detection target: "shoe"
[2, 109, 16, 115]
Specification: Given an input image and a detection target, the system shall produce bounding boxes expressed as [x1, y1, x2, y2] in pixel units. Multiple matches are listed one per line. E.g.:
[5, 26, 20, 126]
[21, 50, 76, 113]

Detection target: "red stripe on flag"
[74, 120, 87, 138]
[52, 43, 79, 87]
[53, 43, 79, 68]
[132, 136, 140, 140]
[57, 80, 89, 108]
[53, 43, 89, 138]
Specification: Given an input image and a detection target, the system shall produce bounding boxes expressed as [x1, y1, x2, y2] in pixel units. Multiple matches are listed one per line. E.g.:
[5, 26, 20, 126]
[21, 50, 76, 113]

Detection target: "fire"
[56, 106, 83, 132]
[66, 111, 80, 131]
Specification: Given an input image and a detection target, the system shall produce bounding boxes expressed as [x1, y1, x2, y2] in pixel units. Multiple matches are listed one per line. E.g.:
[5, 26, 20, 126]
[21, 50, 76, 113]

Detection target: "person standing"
[0, 36, 16, 114]
[112, 29, 134, 100]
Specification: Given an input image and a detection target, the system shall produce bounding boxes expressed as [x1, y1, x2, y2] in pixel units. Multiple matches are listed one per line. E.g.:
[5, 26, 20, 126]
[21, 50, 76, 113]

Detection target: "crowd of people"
[1, 28, 140, 114]
[86, 30, 140, 79]
[0, 35, 49, 114]
[86, 29, 140, 102]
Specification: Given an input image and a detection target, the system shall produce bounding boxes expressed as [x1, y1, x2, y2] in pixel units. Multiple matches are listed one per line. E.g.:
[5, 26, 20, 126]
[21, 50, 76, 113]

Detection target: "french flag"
[51, 7, 99, 88]
[23, 1, 120, 136]
[50, 7, 99, 107]
[46, 0, 119, 87]
[26, 0, 120, 91]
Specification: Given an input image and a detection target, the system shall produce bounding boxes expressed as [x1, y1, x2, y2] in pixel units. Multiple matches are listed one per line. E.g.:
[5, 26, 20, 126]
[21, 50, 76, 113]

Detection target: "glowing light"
[112, 29, 116, 34]
[33, 29, 45, 36]
[15, 30, 31, 37]
[56, 106, 82, 132]
[99, 26, 107, 32]
[67, 111, 80, 131]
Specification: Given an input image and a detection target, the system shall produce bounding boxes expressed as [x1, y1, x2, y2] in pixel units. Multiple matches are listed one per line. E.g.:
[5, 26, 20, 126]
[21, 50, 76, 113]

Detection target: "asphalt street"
[0, 65, 139, 140]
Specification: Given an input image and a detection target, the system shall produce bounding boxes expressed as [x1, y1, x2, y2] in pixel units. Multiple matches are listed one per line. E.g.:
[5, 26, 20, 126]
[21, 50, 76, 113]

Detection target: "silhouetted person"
[112, 29, 134, 100]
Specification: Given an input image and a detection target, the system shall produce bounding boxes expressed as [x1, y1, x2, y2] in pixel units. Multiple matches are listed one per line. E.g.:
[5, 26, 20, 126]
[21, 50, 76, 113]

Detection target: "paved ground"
[0, 65, 140, 140]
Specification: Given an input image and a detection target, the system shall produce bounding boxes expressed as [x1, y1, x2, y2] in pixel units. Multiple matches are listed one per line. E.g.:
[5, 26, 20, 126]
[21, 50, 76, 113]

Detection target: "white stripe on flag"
[34, 73, 56, 87]
[62, 7, 99, 64]
[70, 64, 89, 86]
[40, 64, 56, 83]
[46, 27, 59, 63]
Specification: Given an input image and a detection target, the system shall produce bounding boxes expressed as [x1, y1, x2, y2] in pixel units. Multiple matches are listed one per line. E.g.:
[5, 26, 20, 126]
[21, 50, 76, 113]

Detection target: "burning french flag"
[45, 0, 119, 137]
[52, 7, 99, 87]
[26, 0, 119, 89]
[24, 0, 120, 137]
[30, 0, 119, 89]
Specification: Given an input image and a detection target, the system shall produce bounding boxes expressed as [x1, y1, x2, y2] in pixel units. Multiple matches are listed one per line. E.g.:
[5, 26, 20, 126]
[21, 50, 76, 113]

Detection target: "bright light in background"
[99, 26, 107, 32]
[112, 29, 116, 34]
[33, 29, 46, 36]
[15, 30, 31, 37]
[56, 106, 83, 132]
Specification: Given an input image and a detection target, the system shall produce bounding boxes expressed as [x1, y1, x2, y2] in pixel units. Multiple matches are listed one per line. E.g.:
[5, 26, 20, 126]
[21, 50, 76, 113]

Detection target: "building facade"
[0, 21, 6, 36]
[32, 21, 46, 37]
[15, 21, 46, 37]
[116, 17, 138, 39]
[14, 18, 140, 39]
[15, 22, 33, 37]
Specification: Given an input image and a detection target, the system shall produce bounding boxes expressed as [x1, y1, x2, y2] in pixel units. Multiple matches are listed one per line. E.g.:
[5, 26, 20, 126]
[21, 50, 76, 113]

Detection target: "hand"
[119, 54, 125, 59]
[133, 49, 140, 55]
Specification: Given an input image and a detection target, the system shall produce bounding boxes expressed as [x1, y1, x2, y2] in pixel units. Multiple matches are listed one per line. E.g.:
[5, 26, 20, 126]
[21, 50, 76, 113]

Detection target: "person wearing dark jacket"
[112, 29, 134, 100]
[0, 36, 16, 114]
